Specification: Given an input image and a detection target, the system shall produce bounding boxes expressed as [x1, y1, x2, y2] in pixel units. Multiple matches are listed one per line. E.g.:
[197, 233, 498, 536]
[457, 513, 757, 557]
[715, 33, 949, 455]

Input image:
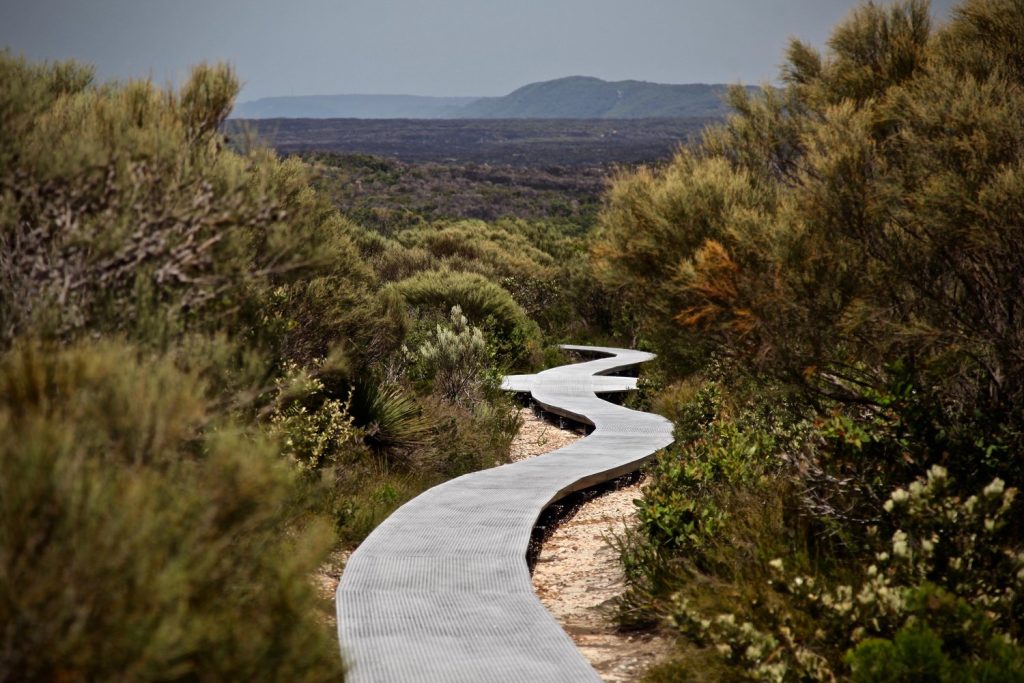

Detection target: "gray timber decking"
[335, 345, 674, 682]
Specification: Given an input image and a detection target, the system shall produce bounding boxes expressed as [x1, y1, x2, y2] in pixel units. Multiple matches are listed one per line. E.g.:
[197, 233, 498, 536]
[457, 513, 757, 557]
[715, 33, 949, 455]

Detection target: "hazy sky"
[1, 0, 959, 102]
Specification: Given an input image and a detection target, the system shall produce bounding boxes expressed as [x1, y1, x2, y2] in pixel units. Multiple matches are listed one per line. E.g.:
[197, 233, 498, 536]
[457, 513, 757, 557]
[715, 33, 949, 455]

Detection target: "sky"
[1, 0, 959, 102]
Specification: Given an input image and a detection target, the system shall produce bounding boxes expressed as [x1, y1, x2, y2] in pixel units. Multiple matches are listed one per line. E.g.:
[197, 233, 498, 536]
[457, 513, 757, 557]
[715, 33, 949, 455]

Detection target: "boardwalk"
[335, 345, 674, 682]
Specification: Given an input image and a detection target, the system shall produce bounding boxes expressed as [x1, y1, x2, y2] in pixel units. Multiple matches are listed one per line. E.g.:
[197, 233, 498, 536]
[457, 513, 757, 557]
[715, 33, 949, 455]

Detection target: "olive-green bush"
[388, 269, 541, 366]
[0, 342, 343, 682]
[598, 2, 1024, 679]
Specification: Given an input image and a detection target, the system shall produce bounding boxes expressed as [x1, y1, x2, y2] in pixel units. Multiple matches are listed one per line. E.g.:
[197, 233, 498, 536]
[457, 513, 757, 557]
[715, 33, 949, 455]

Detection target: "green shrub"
[0, 341, 343, 682]
[396, 219, 556, 282]
[635, 381, 803, 555]
[388, 269, 540, 367]
[849, 625, 952, 683]
[848, 619, 1024, 682]
[418, 306, 489, 404]
[0, 53, 372, 382]
[390, 269, 526, 335]
[666, 466, 1023, 681]
[268, 360, 359, 471]
[592, 0, 1024, 464]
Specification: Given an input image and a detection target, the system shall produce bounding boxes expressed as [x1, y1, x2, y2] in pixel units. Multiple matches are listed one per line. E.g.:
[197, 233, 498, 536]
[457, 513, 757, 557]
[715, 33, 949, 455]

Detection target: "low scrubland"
[0, 52, 618, 681]
[592, 0, 1024, 680]
[4, 0, 1021, 680]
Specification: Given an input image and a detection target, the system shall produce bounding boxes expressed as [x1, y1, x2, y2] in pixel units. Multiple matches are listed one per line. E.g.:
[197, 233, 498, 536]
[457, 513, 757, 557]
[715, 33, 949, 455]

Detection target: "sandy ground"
[316, 548, 348, 630]
[532, 484, 672, 682]
[510, 405, 588, 462]
[516, 407, 672, 682]
[319, 406, 670, 680]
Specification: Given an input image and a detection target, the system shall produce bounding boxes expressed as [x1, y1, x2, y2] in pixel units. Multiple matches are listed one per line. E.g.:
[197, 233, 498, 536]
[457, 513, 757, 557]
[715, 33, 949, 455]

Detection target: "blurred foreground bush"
[0, 342, 343, 682]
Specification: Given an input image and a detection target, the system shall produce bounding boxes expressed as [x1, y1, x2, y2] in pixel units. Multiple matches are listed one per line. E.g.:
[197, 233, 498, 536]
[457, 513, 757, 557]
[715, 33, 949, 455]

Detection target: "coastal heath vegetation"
[0, 48, 592, 680]
[593, 0, 1024, 680]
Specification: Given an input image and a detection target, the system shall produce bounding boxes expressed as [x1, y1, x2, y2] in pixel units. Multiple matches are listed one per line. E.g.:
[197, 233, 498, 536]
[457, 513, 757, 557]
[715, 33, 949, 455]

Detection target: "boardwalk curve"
[335, 345, 674, 682]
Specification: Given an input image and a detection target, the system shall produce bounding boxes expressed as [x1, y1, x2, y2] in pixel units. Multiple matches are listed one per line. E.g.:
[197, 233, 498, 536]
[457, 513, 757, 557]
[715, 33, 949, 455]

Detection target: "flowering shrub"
[667, 466, 1023, 681]
[269, 361, 357, 470]
[418, 305, 489, 404]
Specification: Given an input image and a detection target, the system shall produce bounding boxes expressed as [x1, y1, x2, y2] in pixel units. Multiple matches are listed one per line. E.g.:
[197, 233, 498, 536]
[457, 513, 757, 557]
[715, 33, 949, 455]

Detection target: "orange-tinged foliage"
[674, 239, 749, 334]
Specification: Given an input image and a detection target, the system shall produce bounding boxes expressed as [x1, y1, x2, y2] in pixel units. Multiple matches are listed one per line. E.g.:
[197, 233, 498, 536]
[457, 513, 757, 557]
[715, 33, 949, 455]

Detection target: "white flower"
[984, 478, 1006, 499]
[892, 530, 909, 558]
[891, 488, 910, 504]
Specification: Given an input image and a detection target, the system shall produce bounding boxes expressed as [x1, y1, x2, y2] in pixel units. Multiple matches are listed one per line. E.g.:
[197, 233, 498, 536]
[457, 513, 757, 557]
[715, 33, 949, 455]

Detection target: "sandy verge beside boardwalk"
[514, 407, 672, 682]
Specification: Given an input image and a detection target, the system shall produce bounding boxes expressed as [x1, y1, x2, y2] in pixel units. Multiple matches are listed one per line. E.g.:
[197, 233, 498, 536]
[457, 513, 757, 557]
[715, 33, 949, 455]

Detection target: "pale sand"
[517, 407, 672, 682]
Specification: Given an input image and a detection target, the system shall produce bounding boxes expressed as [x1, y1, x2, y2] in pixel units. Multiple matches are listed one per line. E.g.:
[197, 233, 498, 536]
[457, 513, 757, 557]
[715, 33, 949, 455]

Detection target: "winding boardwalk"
[335, 345, 674, 682]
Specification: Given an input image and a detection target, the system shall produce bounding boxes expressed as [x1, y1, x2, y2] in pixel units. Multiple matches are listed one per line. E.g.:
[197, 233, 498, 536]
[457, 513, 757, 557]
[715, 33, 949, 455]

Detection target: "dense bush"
[594, 0, 1024, 466]
[597, 1, 1024, 679]
[0, 342, 343, 682]
[0, 51, 538, 680]
[388, 269, 541, 366]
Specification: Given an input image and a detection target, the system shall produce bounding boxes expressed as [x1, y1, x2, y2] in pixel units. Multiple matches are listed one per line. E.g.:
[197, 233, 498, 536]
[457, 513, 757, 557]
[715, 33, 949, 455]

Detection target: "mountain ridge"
[231, 76, 758, 120]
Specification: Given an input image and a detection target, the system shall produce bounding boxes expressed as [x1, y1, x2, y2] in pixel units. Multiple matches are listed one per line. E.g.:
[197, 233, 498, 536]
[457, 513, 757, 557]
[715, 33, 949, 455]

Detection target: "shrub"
[389, 269, 540, 367]
[396, 219, 556, 282]
[592, 0, 1024, 460]
[667, 466, 1023, 681]
[418, 306, 489, 404]
[0, 341, 343, 682]
[0, 52, 372, 384]
[390, 270, 526, 336]
[269, 360, 359, 471]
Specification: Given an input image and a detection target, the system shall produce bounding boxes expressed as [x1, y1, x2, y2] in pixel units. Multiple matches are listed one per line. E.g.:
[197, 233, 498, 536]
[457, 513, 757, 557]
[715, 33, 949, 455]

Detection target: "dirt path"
[515, 407, 672, 682]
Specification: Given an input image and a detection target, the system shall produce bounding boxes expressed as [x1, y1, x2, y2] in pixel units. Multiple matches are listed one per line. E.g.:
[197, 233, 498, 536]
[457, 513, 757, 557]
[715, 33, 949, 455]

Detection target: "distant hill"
[457, 76, 756, 119]
[230, 76, 759, 120]
[231, 94, 478, 119]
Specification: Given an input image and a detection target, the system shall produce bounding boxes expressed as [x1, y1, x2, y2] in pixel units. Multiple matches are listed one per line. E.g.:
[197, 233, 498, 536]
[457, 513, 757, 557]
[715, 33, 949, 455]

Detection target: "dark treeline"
[226, 117, 711, 166]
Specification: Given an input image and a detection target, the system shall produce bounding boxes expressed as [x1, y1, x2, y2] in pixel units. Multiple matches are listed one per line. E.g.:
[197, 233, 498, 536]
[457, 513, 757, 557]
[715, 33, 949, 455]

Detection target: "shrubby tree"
[596, 1, 1024, 679]
[594, 0, 1024, 484]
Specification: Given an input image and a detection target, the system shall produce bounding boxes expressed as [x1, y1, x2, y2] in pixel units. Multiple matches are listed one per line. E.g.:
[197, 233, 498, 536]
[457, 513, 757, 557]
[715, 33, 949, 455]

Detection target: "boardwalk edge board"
[336, 345, 674, 682]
